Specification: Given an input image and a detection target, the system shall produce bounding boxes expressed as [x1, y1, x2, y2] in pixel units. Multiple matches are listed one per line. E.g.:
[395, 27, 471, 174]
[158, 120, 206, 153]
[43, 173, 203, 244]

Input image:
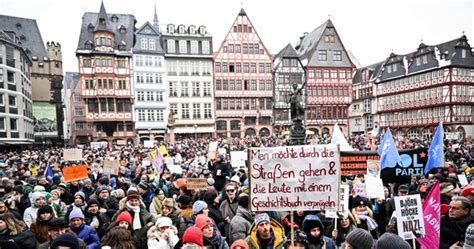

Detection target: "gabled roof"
[133, 21, 165, 54]
[0, 15, 47, 60]
[295, 20, 328, 64]
[77, 7, 136, 51]
[94, 1, 112, 33]
[275, 43, 299, 59]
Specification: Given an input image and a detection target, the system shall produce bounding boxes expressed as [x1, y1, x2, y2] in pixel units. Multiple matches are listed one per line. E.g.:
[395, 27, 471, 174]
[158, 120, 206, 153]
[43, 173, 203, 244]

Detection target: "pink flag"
[417, 181, 440, 249]
[152, 149, 164, 175]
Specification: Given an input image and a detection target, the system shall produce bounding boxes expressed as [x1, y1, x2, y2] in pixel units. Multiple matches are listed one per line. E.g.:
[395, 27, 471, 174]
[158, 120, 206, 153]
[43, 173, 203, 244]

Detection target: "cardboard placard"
[144, 140, 154, 148]
[250, 144, 340, 211]
[63, 149, 83, 161]
[458, 174, 469, 186]
[365, 174, 385, 199]
[186, 178, 208, 190]
[367, 160, 380, 178]
[326, 185, 350, 218]
[103, 160, 119, 176]
[231, 151, 247, 168]
[159, 146, 169, 158]
[63, 165, 89, 182]
[208, 142, 218, 160]
[394, 194, 425, 240]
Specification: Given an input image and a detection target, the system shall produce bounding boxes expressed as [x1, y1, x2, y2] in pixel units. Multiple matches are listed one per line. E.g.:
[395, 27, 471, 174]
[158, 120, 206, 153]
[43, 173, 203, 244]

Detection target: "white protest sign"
[231, 151, 247, 168]
[445, 132, 459, 140]
[326, 185, 350, 218]
[144, 140, 154, 148]
[208, 142, 218, 160]
[365, 174, 385, 199]
[218, 148, 227, 156]
[394, 194, 425, 240]
[142, 160, 151, 167]
[458, 174, 468, 186]
[103, 160, 119, 176]
[63, 149, 83, 161]
[250, 144, 340, 211]
[352, 181, 367, 197]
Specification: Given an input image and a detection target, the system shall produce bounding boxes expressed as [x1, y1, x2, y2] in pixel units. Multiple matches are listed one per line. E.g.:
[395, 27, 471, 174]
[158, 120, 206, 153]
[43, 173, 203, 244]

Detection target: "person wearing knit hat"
[195, 214, 229, 249]
[69, 208, 100, 249]
[464, 223, 474, 249]
[147, 216, 179, 248]
[69, 191, 87, 213]
[246, 212, 286, 249]
[159, 197, 186, 238]
[115, 211, 133, 230]
[96, 184, 119, 220]
[231, 239, 250, 249]
[31, 205, 55, 244]
[375, 232, 410, 249]
[193, 200, 209, 215]
[302, 214, 336, 248]
[460, 185, 474, 204]
[344, 228, 374, 249]
[23, 191, 46, 228]
[84, 198, 109, 238]
[351, 196, 378, 238]
[113, 188, 155, 249]
[182, 226, 204, 247]
[50, 233, 80, 249]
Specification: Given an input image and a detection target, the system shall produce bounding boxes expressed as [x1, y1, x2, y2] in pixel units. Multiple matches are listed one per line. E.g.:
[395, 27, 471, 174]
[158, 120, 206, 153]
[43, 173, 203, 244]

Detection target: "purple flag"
[417, 181, 440, 249]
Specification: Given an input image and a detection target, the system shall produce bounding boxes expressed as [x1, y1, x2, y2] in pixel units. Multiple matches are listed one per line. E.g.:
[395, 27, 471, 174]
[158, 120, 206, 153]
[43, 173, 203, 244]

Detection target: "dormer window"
[178, 25, 185, 34]
[119, 25, 126, 33]
[461, 49, 467, 58]
[199, 26, 206, 34]
[15, 23, 22, 29]
[189, 26, 195, 34]
[85, 41, 93, 49]
[99, 18, 106, 25]
[88, 23, 94, 32]
[111, 15, 118, 22]
[118, 41, 126, 50]
[19, 35, 26, 41]
[167, 24, 175, 33]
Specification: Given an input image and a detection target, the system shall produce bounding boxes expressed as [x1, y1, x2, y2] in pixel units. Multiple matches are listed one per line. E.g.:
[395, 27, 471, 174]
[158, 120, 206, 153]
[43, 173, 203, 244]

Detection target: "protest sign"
[231, 151, 247, 168]
[326, 185, 350, 218]
[249, 144, 340, 212]
[208, 142, 218, 160]
[394, 194, 425, 240]
[340, 151, 375, 176]
[458, 174, 468, 186]
[218, 148, 226, 156]
[63, 165, 89, 182]
[103, 160, 119, 176]
[417, 181, 440, 249]
[365, 174, 385, 199]
[142, 160, 151, 167]
[158, 146, 169, 158]
[367, 160, 380, 178]
[144, 140, 154, 148]
[352, 181, 367, 197]
[63, 149, 83, 161]
[186, 178, 208, 190]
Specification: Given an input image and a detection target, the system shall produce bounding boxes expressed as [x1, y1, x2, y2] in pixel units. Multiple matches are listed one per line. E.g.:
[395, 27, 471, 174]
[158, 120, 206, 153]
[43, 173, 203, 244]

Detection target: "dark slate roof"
[94, 1, 112, 33]
[0, 30, 14, 43]
[77, 9, 136, 51]
[295, 20, 328, 64]
[352, 61, 384, 83]
[0, 15, 47, 60]
[133, 21, 165, 55]
[275, 43, 299, 59]
[64, 72, 80, 90]
[239, 8, 247, 16]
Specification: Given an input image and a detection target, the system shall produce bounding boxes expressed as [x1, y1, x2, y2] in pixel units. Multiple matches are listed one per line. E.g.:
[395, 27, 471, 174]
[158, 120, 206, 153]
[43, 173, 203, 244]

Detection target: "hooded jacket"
[245, 218, 286, 249]
[302, 215, 336, 249]
[229, 206, 254, 244]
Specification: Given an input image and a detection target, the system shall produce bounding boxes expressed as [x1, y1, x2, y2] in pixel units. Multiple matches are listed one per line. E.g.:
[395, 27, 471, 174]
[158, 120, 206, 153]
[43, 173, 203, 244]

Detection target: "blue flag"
[377, 128, 401, 170]
[424, 122, 444, 175]
[44, 162, 53, 179]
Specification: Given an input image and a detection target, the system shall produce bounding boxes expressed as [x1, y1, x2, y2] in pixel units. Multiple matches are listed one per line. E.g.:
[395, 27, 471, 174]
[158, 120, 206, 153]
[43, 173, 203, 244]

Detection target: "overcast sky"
[1, 0, 472, 72]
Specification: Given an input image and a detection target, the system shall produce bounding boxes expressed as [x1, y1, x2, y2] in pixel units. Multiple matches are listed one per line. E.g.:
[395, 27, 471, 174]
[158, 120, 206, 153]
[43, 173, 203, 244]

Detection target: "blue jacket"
[72, 224, 100, 249]
[302, 215, 336, 249]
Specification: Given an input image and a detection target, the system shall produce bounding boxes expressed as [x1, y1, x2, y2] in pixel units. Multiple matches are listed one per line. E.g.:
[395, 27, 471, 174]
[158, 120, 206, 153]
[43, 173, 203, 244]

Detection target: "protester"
[343, 228, 374, 249]
[301, 214, 336, 249]
[50, 233, 81, 249]
[23, 191, 46, 228]
[229, 193, 253, 244]
[196, 214, 229, 249]
[30, 205, 55, 243]
[182, 226, 204, 248]
[0, 213, 36, 249]
[100, 226, 136, 249]
[440, 196, 474, 249]
[245, 212, 286, 249]
[68, 209, 100, 249]
[147, 216, 179, 248]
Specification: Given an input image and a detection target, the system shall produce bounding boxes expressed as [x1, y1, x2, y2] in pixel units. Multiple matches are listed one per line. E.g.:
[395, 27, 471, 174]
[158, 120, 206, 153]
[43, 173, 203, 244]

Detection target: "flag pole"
[290, 211, 294, 246]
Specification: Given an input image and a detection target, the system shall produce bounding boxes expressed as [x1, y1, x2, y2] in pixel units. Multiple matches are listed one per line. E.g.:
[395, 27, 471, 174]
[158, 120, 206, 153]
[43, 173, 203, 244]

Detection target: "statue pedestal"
[289, 118, 306, 145]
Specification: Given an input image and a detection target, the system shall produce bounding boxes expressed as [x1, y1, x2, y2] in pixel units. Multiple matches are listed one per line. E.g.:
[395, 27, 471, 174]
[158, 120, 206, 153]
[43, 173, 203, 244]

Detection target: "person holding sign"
[351, 196, 379, 239]
[245, 213, 286, 249]
[440, 196, 474, 249]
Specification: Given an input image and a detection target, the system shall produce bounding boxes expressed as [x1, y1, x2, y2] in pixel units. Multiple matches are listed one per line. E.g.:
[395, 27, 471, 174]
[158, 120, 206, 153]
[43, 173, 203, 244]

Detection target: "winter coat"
[113, 206, 155, 249]
[203, 234, 230, 249]
[302, 215, 336, 249]
[50, 200, 68, 219]
[440, 213, 474, 249]
[147, 225, 179, 249]
[97, 196, 119, 219]
[219, 197, 239, 222]
[30, 219, 51, 243]
[84, 211, 110, 238]
[22, 205, 39, 228]
[208, 203, 226, 235]
[71, 224, 100, 249]
[229, 206, 253, 244]
[245, 218, 286, 249]
[0, 228, 36, 249]
[209, 161, 230, 191]
[164, 208, 186, 238]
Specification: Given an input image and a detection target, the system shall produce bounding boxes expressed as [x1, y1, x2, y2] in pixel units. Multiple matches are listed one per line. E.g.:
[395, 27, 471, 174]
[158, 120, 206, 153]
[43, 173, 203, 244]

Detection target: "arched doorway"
[245, 128, 256, 137]
[259, 128, 270, 137]
[407, 128, 418, 139]
[139, 136, 150, 144]
[421, 127, 432, 140]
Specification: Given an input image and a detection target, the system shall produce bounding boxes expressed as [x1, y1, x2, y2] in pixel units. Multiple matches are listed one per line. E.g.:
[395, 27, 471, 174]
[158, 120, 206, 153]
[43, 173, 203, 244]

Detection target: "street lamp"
[193, 124, 198, 140]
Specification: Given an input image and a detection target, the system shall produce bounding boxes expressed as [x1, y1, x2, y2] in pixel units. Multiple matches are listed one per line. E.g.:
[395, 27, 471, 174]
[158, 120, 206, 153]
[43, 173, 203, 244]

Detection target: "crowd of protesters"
[0, 133, 471, 249]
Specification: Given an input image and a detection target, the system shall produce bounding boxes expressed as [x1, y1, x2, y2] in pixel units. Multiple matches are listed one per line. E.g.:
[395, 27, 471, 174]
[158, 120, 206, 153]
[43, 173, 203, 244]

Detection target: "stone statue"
[289, 83, 305, 121]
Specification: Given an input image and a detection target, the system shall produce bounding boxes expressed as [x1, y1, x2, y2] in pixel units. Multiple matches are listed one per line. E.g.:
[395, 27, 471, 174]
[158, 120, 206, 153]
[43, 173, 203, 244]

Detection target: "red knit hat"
[441, 204, 450, 215]
[461, 185, 474, 197]
[115, 211, 132, 225]
[182, 227, 203, 246]
[231, 239, 249, 249]
[195, 214, 211, 230]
